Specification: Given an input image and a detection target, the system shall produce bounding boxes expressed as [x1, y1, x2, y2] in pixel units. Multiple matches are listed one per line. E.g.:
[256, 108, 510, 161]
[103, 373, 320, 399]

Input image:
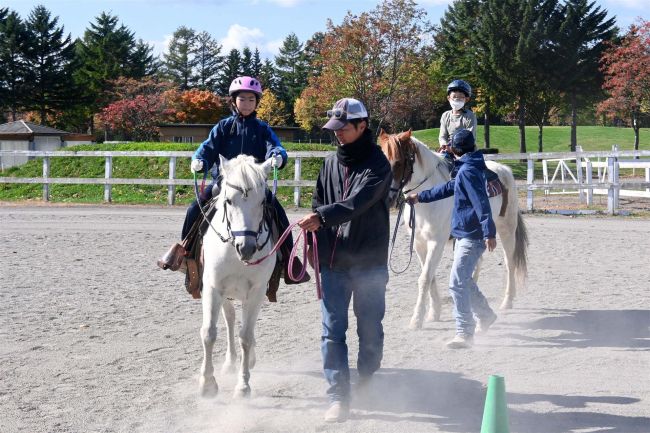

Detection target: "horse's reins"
[245, 220, 322, 299]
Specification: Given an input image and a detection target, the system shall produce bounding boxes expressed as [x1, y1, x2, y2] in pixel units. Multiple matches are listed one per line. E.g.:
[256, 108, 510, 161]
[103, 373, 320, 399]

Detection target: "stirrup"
[157, 243, 187, 271]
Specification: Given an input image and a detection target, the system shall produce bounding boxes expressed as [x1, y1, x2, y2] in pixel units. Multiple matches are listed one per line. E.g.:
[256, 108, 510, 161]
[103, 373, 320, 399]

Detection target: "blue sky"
[3, 0, 647, 59]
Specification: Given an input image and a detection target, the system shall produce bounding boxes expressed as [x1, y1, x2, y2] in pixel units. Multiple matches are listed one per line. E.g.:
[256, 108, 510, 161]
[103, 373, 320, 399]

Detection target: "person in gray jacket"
[438, 79, 477, 149]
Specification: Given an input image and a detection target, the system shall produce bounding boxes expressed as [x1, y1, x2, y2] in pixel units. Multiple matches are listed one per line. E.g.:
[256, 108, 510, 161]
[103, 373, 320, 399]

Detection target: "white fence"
[1, 149, 650, 214]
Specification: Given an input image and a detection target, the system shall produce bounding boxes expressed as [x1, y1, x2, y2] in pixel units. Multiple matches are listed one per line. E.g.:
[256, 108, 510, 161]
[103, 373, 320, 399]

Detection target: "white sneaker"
[324, 401, 349, 423]
[446, 334, 474, 349]
[476, 312, 497, 334]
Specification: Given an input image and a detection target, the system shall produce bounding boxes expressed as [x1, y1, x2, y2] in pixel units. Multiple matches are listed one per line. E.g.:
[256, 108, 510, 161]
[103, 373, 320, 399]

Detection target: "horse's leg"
[424, 240, 447, 323]
[496, 220, 517, 310]
[199, 285, 222, 398]
[233, 289, 264, 398]
[220, 299, 238, 375]
[409, 238, 445, 328]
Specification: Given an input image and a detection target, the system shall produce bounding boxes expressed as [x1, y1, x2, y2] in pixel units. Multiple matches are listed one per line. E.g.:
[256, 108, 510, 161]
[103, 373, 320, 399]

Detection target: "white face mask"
[450, 100, 465, 111]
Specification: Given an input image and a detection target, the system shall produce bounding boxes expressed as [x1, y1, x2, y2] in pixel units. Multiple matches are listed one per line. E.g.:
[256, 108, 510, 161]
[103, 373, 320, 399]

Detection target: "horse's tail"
[513, 212, 529, 287]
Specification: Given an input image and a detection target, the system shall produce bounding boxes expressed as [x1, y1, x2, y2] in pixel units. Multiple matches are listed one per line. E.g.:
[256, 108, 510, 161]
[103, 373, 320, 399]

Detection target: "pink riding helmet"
[228, 76, 263, 97]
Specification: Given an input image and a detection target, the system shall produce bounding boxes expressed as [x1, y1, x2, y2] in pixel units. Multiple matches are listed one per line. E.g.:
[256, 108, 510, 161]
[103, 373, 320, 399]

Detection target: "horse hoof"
[233, 386, 251, 399]
[199, 376, 219, 398]
[500, 299, 513, 310]
[408, 317, 423, 330]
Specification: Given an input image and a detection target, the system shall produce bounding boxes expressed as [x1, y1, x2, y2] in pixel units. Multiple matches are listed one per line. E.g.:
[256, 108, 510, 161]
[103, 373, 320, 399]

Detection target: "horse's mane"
[222, 154, 266, 192]
[381, 132, 421, 162]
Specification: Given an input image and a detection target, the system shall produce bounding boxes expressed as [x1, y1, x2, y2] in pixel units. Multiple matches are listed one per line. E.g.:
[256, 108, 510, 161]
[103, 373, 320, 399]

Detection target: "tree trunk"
[570, 93, 577, 152]
[538, 124, 543, 153]
[484, 98, 490, 149]
[633, 111, 639, 158]
[518, 99, 526, 154]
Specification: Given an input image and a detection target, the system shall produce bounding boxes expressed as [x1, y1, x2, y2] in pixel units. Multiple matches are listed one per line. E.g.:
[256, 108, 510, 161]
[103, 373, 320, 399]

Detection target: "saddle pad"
[486, 178, 503, 198]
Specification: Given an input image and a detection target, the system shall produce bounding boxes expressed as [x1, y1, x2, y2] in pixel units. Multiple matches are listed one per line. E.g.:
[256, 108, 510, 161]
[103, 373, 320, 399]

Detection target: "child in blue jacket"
[406, 129, 497, 348]
[159, 76, 308, 295]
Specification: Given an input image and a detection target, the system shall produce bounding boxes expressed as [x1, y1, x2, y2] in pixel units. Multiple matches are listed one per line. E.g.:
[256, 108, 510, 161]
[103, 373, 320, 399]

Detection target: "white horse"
[378, 130, 528, 329]
[199, 154, 276, 398]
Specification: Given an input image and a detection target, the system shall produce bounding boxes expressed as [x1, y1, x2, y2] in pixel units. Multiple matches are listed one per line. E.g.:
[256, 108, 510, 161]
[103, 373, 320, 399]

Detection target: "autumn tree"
[167, 89, 227, 124]
[257, 89, 289, 126]
[296, 0, 433, 133]
[598, 19, 650, 151]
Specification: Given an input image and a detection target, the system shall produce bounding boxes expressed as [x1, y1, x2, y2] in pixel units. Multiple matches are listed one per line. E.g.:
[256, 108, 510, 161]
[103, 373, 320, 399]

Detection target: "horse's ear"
[405, 129, 412, 138]
[219, 155, 229, 174]
[379, 128, 386, 136]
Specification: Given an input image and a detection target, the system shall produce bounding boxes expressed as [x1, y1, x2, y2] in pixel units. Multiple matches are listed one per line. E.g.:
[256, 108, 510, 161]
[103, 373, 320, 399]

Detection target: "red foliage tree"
[98, 94, 167, 141]
[597, 19, 650, 150]
[166, 89, 227, 124]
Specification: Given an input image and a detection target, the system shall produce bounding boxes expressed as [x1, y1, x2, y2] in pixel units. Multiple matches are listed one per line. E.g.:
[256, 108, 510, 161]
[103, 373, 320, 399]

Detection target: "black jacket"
[312, 130, 392, 270]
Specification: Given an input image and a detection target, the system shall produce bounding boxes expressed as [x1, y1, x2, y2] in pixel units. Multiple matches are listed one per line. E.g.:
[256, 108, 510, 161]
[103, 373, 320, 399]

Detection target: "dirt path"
[1, 204, 648, 433]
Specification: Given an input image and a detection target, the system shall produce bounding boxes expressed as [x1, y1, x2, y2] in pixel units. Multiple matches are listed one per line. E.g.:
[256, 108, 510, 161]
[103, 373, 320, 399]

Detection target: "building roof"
[0, 120, 70, 136]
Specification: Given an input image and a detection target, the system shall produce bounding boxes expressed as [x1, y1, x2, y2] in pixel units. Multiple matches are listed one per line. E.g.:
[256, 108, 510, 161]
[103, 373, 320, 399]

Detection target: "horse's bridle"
[194, 176, 271, 253]
[217, 180, 272, 251]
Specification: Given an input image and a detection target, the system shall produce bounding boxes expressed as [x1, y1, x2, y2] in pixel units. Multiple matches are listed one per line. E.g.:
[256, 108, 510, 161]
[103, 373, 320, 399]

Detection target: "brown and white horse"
[378, 129, 528, 329]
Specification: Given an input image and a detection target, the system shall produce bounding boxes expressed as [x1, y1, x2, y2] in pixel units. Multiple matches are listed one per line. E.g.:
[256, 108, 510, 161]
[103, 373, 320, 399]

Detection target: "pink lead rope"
[245, 220, 322, 300]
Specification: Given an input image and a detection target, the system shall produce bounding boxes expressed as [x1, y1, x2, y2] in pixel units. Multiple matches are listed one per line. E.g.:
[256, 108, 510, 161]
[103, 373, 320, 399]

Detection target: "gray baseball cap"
[323, 98, 369, 130]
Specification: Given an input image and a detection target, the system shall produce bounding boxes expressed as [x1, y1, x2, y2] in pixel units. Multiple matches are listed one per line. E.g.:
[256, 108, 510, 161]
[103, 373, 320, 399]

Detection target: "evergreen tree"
[217, 49, 242, 96]
[131, 39, 158, 77]
[274, 33, 308, 124]
[191, 31, 222, 91]
[303, 31, 324, 79]
[0, 9, 29, 120]
[23, 5, 77, 125]
[251, 48, 263, 78]
[241, 47, 253, 77]
[163, 26, 197, 90]
[554, 0, 616, 150]
[259, 58, 278, 94]
[75, 12, 145, 131]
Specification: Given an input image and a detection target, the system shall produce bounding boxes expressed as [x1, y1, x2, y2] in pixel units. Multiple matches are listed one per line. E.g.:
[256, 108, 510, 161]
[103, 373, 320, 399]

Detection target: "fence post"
[527, 157, 534, 212]
[542, 159, 549, 195]
[42, 157, 50, 202]
[104, 156, 112, 203]
[646, 167, 650, 194]
[168, 156, 176, 205]
[586, 160, 593, 206]
[576, 146, 584, 203]
[294, 156, 302, 207]
[607, 145, 619, 215]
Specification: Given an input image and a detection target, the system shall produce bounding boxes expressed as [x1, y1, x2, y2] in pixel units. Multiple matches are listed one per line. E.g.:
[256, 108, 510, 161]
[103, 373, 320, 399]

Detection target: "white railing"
[1, 149, 650, 214]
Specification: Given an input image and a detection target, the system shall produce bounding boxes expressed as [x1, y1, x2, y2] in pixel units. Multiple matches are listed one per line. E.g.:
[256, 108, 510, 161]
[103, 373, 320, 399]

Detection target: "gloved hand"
[270, 153, 283, 168]
[190, 159, 204, 173]
[405, 192, 419, 204]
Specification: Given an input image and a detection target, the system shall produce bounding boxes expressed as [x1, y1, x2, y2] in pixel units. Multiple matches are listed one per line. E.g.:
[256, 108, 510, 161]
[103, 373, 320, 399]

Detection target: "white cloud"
[266, 0, 303, 6]
[220, 24, 266, 53]
[265, 38, 284, 57]
[149, 34, 173, 57]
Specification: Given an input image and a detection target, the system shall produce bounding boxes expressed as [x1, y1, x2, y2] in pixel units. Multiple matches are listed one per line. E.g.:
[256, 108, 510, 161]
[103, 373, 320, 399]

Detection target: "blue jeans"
[320, 266, 388, 403]
[449, 238, 495, 337]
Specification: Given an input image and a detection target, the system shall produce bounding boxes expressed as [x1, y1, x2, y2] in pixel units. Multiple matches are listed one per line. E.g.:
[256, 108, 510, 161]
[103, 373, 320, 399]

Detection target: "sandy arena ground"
[1, 204, 649, 433]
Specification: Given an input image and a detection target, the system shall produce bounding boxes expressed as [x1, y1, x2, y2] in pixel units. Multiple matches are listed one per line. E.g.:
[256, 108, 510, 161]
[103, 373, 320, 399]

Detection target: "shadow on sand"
[347, 367, 649, 433]
[505, 309, 650, 349]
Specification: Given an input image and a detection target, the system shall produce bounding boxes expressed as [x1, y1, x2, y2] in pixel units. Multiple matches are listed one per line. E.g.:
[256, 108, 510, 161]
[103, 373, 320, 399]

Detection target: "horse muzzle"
[235, 236, 257, 261]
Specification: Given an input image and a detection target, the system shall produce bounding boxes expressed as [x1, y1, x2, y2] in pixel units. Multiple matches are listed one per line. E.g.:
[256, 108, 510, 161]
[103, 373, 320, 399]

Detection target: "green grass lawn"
[1, 126, 647, 206]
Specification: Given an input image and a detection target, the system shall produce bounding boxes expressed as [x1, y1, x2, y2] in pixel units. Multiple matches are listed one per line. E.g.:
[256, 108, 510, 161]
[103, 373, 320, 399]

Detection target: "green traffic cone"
[480, 375, 510, 433]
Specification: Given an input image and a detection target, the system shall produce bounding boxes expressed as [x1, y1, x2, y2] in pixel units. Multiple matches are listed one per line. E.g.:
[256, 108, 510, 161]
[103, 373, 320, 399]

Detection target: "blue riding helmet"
[450, 129, 476, 153]
[447, 79, 472, 97]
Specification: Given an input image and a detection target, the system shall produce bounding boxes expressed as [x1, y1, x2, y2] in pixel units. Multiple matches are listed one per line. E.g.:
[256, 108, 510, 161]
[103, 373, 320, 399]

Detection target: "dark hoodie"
[312, 129, 392, 270]
[417, 151, 496, 240]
